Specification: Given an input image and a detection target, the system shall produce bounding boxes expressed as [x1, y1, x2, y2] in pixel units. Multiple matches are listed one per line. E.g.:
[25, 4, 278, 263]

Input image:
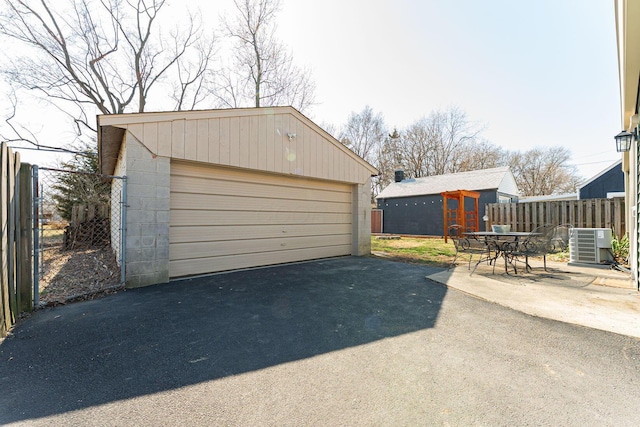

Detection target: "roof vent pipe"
[394, 169, 404, 182]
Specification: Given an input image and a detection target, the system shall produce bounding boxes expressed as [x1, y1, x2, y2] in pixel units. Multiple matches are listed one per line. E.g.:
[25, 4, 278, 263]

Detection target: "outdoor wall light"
[614, 129, 636, 152]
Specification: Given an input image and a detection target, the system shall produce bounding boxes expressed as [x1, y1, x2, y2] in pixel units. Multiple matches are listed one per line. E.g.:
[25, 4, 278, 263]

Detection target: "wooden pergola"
[441, 190, 481, 242]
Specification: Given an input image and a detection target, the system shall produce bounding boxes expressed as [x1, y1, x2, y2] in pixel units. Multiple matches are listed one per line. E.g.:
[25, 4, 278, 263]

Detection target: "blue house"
[578, 160, 624, 199]
[376, 167, 519, 236]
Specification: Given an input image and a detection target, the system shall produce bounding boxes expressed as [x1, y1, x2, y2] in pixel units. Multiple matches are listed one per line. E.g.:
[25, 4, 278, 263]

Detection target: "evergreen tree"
[51, 142, 110, 221]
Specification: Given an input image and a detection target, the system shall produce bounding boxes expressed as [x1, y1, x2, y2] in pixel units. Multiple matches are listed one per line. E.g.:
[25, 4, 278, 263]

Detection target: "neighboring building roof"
[376, 166, 518, 199]
[518, 193, 578, 203]
[606, 192, 625, 198]
[577, 159, 622, 190]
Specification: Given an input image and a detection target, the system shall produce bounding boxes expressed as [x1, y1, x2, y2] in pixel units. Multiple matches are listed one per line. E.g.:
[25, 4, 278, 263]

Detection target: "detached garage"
[98, 106, 377, 287]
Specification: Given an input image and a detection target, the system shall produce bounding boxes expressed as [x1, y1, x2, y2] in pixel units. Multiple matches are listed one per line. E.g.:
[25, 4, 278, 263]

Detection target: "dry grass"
[370, 236, 456, 267]
[370, 235, 571, 267]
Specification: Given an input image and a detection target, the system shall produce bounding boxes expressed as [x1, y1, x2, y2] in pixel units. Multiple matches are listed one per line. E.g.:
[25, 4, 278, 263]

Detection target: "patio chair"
[506, 224, 570, 273]
[449, 224, 495, 274]
[549, 224, 573, 253]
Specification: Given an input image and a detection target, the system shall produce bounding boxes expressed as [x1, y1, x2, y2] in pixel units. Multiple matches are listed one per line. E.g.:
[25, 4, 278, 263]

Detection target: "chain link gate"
[34, 166, 126, 305]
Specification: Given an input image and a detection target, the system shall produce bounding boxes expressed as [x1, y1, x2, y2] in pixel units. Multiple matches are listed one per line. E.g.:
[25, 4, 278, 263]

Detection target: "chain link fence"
[35, 167, 126, 305]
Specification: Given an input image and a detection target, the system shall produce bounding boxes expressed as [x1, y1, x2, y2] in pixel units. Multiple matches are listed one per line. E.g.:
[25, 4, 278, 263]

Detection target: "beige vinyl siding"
[169, 161, 353, 278]
[108, 107, 375, 185]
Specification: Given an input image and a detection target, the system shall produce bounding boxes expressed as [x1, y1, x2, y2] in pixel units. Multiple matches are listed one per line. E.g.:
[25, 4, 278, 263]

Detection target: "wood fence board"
[538, 203, 544, 227]
[517, 203, 524, 232]
[13, 152, 20, 313]
[371, 209, 382, 233]
[614, 198, 622, 237]
[577, 202, 583, 228]
[0, 145, 33, 337]
[19, 164, 32, 312]
[7, 148, 17, 320]
[1, 143, 11, 335]
[486, 198, 626, 238]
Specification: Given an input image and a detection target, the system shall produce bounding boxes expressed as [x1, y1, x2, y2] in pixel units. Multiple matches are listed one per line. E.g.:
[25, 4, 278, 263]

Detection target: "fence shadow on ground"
[0, 257, 447, 424]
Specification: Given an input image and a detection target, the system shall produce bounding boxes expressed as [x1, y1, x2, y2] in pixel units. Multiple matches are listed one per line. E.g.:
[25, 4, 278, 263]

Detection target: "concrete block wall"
[352, 177, 372, 256]
[123, 132, 171, 287]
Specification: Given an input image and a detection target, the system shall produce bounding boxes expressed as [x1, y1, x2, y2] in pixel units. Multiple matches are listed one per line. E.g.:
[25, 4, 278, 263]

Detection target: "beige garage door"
[169, 161, 353, 278]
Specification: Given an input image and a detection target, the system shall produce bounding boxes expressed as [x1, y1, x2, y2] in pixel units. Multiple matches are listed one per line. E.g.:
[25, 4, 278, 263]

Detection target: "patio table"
[463, 231, 539, 274]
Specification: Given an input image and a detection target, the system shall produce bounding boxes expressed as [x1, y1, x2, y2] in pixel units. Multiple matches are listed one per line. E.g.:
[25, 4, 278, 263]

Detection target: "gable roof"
[577, 160, 622, 190]
[376, 166, 518, 199]
[97, 106, 378, 180]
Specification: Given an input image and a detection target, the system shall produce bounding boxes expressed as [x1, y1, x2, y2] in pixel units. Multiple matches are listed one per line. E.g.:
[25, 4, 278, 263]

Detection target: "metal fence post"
[32, 165, 39, 307]
[120, 176, 127, 286]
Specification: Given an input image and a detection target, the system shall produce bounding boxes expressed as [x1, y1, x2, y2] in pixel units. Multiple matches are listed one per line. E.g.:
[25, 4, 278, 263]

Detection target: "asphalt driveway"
[1, 256, 639, 426]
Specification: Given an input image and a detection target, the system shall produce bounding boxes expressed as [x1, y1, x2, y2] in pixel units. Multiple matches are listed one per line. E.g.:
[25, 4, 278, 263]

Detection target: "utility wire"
[570, 159, 619, 167]
[571, 150, 615, 160]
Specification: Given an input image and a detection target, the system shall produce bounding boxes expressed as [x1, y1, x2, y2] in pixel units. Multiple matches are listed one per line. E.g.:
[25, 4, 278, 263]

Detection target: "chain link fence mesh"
[36, 167, 125, 304]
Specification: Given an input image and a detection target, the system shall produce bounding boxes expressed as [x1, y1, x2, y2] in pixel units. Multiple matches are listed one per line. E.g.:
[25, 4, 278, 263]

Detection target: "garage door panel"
[171, 174, 352, 203]
[169, 245, 352, 278]
[170, 161, 353, 278]
[171, 223, 352, 244]
[172, 162, 350, 192]
[170, 234, 352, 260]
[170, 210, 353, 227]
[171, 193, 351, 214]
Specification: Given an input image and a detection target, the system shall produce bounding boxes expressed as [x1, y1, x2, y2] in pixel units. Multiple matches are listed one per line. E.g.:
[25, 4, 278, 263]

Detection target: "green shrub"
[611, 234, 629, 264]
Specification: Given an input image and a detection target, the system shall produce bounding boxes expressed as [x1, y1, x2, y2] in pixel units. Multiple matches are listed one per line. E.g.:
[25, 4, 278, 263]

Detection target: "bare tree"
[392, 107, 484, 178]
[331, 105, 581, 198]
[427, 107, 483, 175]
[400, 118, 430, 178]
[506, 147, 582, 196]
[374, 128, 402, 195]
[219, 0, 315, 112]
[454, 139, 505, 172]
[340, 105, 386, 165]
[319, 121, 340, 140]
[0, 0, 215, 136]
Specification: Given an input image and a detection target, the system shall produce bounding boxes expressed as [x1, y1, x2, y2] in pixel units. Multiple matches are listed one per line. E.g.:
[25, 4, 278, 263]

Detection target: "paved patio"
[427, 258, 640, 338]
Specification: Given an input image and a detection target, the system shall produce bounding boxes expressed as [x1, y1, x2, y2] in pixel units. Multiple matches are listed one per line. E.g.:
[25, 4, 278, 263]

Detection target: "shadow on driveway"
[0, 257, 446, 424]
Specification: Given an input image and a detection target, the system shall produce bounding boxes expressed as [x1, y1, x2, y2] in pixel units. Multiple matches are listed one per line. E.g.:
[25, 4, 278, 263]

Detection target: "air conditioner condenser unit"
[569, 228, 613, 265]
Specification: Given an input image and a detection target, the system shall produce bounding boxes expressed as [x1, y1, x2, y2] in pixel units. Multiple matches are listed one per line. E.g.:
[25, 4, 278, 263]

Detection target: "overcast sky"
[5, 0, 621, 180]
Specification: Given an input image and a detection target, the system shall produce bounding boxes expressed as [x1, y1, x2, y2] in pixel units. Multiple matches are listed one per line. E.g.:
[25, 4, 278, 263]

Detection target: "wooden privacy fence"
[371, 209, 383, 233]
[485, 198, 626, 239]
[1, 142, 33, 338]
[64, 203, 111, 249]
